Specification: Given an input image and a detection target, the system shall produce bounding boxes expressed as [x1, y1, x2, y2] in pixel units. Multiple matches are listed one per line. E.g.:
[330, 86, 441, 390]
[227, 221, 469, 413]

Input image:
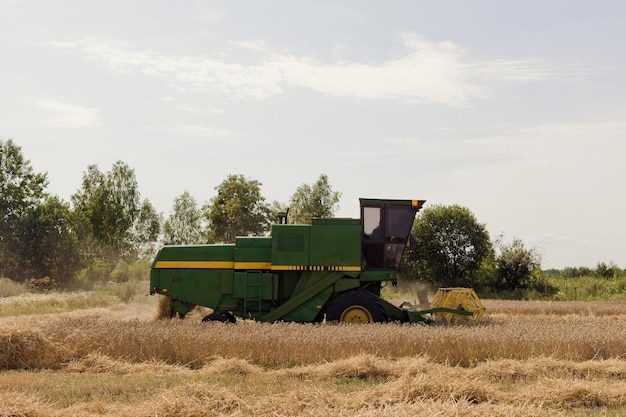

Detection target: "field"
[1, 290, 626, 416]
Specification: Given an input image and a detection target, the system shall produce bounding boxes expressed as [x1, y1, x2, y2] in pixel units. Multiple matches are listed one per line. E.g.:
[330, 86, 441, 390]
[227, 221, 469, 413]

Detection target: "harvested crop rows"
[1, 299, 626, 416]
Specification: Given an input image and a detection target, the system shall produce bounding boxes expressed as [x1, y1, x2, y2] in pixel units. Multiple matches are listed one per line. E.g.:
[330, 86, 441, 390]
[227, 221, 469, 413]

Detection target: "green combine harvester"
[150, 198, 483, 324]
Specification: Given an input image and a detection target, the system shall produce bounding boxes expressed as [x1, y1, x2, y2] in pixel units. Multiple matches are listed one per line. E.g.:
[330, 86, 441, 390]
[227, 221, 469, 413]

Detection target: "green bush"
[595, 261, 622, 279]
[110, 260, 150, 283]
[75, 260, 110, 287]
[110, 280, 141, 302]
[545, 274, 626, 301]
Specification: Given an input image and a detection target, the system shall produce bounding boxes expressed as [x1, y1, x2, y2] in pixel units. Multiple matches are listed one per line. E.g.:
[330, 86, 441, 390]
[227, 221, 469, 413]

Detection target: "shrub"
[110, 260, 150, 283]
[595, 261, 621, 279]
[493, 238, 541, 290]
[75, 260, 110, 287]
[25, 276, 57, 293]
[0, 277, 27, 297]
[110, 280, 141, 303]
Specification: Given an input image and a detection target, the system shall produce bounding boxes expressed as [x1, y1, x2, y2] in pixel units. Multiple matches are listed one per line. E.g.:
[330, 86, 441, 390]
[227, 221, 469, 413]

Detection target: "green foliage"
[0, 138, 49, 280]
[559, 266, 594, 278]
[595, 261, 621, 279]
[163, 191, 205, 245]
[288, 174, 341, 224]
[131, 200, 162, 261]
[0, 138, 48, 218]
[545, 274, 626, 301]
[66, 161, 161, 286]
[477, 266, 626, 301]
[404, 204, 492, 287]
[474, 254, 497, 288]
[110, 260, 150, 283]
[107, 279, 142, 302]
[20, 196, 84, 284]
[532, 263, 625, 301]
[204, 174, 271, 243]
[75, 260, 110, 288]
[268, 200, 289, 223]
[493, 237, 542, 290]
[71, 161, 142, 261]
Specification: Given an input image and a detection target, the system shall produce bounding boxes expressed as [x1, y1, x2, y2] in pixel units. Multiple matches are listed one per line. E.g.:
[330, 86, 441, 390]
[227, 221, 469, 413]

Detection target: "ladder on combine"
[242, 272, 263, 319]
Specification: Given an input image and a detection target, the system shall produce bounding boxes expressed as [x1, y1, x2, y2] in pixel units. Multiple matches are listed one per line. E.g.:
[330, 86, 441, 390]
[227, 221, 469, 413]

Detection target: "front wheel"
[326, 290, 387, 323]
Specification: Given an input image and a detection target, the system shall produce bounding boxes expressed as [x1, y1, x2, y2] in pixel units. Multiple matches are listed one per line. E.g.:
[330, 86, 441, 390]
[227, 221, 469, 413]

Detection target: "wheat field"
[1, 296, 626, 416]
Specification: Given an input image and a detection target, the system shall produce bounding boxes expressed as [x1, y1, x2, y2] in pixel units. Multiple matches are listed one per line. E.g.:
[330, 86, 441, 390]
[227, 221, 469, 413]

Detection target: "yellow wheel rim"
[340, 305, 373, 323]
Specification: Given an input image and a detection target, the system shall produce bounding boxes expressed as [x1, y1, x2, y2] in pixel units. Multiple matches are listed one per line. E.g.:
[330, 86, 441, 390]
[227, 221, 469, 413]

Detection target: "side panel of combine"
[234, 237, 272, 269]
[262, 219, 361, 323]
[309, 218, 361, 271]
[270, 225, 310, 268]
[150, 245, 236, 312]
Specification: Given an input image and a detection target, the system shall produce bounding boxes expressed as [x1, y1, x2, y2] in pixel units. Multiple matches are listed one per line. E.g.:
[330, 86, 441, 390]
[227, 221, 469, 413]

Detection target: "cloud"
[46, 33, 569, 106]
[467, 122, 626, 164]
[31, 97, 100, 127]
[435, 122, 626, 232]
[140, 123, 233, 138]
[469, 59, 563, 82]
[526, 232, 569, 245]
[47, 38, 284, 100]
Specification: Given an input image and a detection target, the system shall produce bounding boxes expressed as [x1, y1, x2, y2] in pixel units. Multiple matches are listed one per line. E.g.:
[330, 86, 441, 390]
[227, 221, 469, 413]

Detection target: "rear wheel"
[202, 311, 237, 324]
[326, 290, 387, 323]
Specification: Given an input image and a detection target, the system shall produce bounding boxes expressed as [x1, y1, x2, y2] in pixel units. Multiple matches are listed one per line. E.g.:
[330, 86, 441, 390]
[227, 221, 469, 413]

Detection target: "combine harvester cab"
[150, 198, 484, 324]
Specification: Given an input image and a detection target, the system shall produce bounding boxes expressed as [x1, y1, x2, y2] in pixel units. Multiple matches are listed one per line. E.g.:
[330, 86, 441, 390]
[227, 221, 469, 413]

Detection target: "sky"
[1, 0, 625, 269]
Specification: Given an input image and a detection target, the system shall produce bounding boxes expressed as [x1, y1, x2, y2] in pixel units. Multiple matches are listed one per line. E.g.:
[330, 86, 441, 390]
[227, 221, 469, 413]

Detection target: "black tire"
[326, 290, 387, 323]
[202, 311, 237, 324]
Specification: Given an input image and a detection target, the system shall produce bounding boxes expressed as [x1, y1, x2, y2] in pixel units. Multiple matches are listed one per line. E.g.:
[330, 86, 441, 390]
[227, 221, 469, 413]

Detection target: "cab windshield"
[361, 203, 416, 269]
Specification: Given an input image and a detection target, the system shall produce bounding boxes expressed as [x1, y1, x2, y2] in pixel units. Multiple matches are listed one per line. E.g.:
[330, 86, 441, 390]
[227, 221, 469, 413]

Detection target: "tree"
[0, 138, 48, 279]
[404, 204, 492, 287]
[595, 261, 620, 279]
[163, 191, 204, 245]
[20, 195, 83, 284]
[494, 237, 542, 290]
[288, 174, 341, 224]
[561, 266, 593, 278]
[204, 174, 271, 243]
[71, 161, 141, 262]
[131, 199, 162, 261]
[268, 200, 289, 223]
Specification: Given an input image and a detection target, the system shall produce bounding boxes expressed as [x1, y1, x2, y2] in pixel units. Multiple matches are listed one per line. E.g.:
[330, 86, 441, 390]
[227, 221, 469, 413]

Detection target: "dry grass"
[0, 277, 27, 298]
[483, 299, 626, 316]
[0, 298, 625, 416]
[155, 292, 173, 319]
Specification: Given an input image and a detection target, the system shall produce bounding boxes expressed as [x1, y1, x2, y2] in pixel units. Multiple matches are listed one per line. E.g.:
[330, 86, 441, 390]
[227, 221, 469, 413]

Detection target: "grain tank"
[150, 198, 478, 323]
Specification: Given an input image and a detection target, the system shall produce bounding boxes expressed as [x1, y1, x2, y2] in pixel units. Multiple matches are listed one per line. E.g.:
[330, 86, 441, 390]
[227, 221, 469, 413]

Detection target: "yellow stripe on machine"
[154, 261, 234, 269]
[235, 262, 272, 270]
[154, 260, 360, 272]
[271, 265, 361, 272]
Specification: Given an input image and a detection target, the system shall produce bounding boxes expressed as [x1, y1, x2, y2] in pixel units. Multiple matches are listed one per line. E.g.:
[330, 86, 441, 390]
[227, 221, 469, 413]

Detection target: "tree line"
[0, 138, 339, 287]
[2, 137, 622, 293]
